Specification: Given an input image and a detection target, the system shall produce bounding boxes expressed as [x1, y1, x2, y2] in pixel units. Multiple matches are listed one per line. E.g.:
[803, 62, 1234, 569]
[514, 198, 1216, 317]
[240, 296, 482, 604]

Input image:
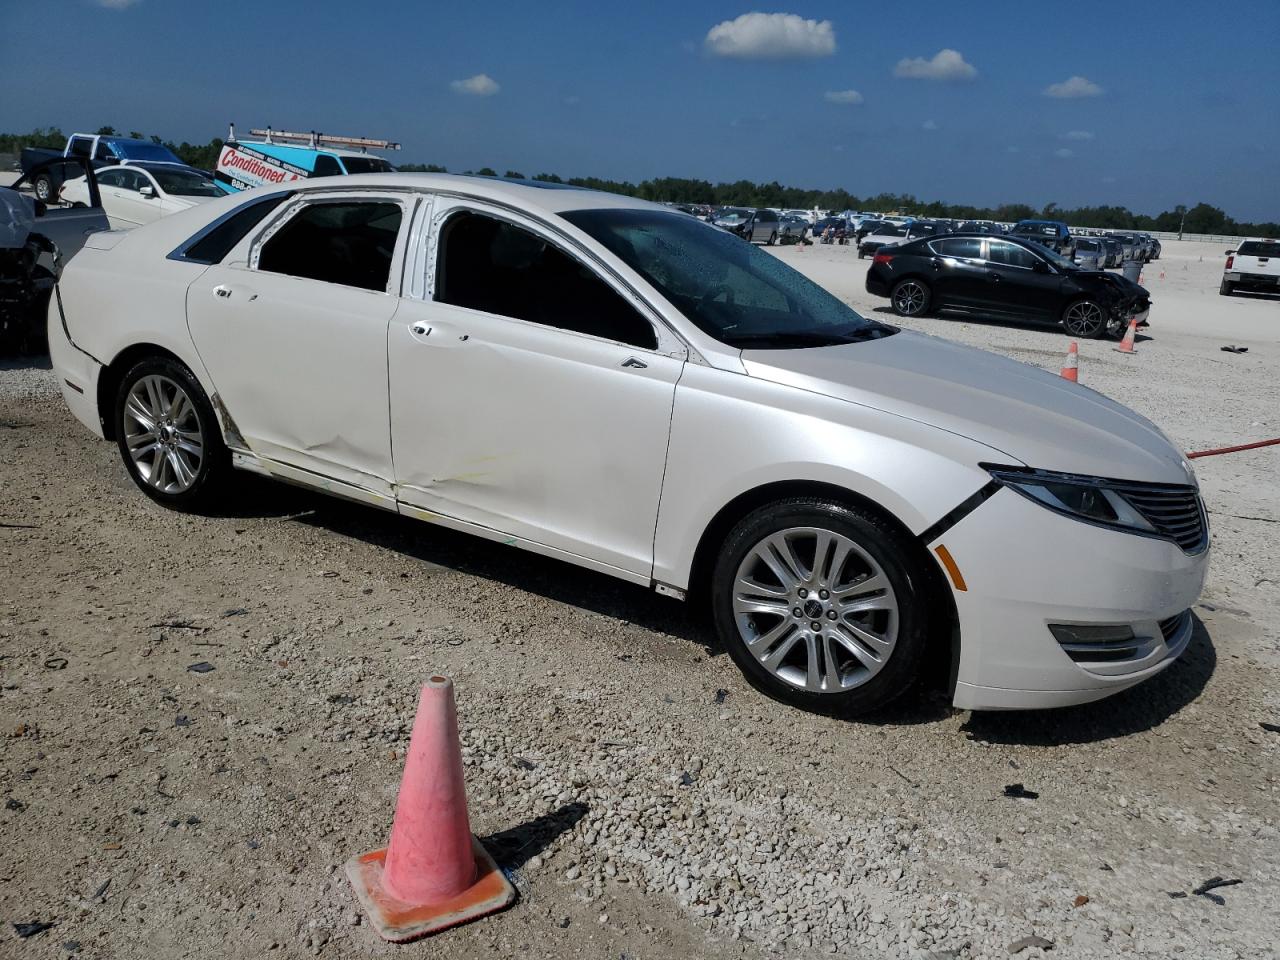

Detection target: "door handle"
[988, 272, 1001, 282]
[213, 284, 232, 298]
[410, 323, 431, 337]
[621, 357, 648, 369]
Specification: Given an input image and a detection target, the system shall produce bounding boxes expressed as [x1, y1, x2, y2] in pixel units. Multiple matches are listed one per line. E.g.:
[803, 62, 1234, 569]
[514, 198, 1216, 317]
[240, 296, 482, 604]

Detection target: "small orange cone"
[1139, 271, 1145, 284]
[1059, 340, 1079, 381]
[1159, 269, 1166, 280]
[346, 676, 515, 942]
[1114, 316, 1138, 354]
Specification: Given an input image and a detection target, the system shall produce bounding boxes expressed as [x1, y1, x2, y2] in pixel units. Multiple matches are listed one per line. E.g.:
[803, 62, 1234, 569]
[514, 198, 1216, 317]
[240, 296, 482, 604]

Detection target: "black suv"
[865, 234, 1150, 338]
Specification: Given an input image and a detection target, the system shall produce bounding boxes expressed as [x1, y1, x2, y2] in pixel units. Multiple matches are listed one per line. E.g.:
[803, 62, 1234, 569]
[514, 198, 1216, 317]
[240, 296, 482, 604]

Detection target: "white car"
[1220, 239, 1280, 296]
[49, 175, 1208, 715]
[60, 163, 219, 230]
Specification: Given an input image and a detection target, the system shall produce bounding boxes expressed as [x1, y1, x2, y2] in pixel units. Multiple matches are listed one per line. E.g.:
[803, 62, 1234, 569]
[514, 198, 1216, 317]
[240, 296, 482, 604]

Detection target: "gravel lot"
[0, 238, 1277, 959]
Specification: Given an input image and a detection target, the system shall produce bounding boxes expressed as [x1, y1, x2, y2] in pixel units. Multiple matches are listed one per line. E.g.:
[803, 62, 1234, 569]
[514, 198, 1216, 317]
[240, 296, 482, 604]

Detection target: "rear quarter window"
[172, 193, 292, 265]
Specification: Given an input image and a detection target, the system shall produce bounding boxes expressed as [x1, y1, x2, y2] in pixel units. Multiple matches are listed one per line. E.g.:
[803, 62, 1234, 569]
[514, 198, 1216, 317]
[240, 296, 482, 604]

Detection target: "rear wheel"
[1062, 298, 1108, 338]
[1219, 280, 1234, 297]
[114, 356, 230, 511]
[711, 499, 932, 716]
[890, 278, 930, 317]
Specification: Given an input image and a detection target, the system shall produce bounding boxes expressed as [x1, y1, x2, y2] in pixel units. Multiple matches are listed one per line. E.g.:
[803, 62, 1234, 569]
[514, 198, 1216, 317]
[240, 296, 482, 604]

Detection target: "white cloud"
[94, 0, 141, 7]
[450, 74, 500, 97]
[823, 89, 863, 105]
[1061, 130, 1095, 141]
[922, 119, 938, 131]
[893, 49, 977, 81]
[1044, 75, 1102, 98]
[704, 12, 836, 60]
[1054, 147, 1075, 159]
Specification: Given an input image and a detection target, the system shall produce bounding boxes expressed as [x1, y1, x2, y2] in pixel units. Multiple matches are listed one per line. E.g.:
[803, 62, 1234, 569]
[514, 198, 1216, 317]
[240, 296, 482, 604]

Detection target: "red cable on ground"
[1186, 437, 1280, 460]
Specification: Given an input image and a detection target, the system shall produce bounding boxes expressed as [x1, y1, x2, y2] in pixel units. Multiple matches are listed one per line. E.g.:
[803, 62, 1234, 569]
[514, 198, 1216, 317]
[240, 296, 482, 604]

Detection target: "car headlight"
[985, 466, 1155, 535]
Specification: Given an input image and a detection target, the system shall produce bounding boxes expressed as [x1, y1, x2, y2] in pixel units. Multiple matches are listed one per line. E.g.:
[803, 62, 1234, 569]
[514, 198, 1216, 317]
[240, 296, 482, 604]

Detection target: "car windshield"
[562, 208, 894, 350]
[113, 142, 182, 163]
[148, 167, 221, 197]
[340, 156, 395, 174]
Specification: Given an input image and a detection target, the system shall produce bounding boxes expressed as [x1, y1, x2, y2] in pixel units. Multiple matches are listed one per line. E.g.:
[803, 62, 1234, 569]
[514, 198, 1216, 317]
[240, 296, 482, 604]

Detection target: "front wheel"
[1061, 299, 1108, 338]
[114, 356, 230, 511]
[768, 231, 777, 246]
[890, 278, 930, 317]
[33, 175, 54, 204]
[711, 499, 932, 716]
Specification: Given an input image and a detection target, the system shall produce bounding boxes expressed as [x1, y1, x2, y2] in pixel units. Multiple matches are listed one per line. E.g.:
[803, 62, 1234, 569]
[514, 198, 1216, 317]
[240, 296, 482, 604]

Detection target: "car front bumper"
[929, 486, 1208, 711]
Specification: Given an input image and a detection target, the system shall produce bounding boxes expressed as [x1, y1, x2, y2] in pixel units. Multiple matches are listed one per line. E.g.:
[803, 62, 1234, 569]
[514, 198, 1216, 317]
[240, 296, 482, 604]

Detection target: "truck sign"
[214, 143, 309, 193]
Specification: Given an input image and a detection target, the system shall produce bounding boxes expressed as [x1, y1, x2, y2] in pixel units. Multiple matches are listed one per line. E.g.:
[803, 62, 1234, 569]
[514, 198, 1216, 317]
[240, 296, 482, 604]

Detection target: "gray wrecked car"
[2, 158, 108, 355]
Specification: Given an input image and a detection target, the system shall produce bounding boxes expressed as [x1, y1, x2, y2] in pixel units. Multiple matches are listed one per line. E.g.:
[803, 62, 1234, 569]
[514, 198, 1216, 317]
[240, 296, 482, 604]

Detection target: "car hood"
[741, 330, 1193, 485]
[167, 194, 218, 207]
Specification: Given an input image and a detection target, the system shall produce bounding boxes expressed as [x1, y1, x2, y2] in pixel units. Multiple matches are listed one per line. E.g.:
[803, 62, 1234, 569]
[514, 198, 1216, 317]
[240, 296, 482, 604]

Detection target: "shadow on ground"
[481, 802, 589, 871]
[219, 475, 713, 652]
[962, 612, 1216, 746]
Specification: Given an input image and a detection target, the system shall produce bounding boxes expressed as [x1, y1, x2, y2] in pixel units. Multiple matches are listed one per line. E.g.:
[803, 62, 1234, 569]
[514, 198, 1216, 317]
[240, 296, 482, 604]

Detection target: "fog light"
[1049, 624, 1139, 663]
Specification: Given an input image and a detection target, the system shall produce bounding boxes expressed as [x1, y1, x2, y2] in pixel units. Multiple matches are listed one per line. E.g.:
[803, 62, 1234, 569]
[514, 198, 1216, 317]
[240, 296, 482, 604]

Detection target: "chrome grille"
[1111, 483, 1207, 553]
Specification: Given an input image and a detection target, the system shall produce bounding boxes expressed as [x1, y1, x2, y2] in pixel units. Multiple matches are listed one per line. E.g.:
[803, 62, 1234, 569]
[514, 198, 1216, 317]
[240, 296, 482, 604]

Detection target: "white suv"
[1220, 239, 1280, 296]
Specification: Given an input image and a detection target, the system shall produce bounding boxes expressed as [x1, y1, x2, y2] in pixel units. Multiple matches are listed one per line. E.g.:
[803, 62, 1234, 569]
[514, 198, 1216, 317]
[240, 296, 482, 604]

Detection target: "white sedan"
[60, 162, 219, 229]
[49, 174, 1208, 715]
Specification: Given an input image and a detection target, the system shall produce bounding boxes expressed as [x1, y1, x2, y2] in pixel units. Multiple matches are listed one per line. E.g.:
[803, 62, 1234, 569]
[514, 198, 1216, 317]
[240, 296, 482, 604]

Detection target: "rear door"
[186, 191, 412, 498]
[926, 236, 988, 308]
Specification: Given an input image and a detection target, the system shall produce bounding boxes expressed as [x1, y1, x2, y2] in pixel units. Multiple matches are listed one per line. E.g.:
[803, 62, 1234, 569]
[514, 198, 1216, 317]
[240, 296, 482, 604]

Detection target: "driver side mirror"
[139, 185, 155, 198]
[1225, 249, 1235, 255]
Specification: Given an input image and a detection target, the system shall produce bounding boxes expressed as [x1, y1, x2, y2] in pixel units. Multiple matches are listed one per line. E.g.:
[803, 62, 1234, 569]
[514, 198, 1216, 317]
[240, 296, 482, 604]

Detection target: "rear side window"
[436, 211, 657, 349]
[69, 138, 92, 158]
[258, 201, 403, 292]
[934, 237, 982, 259]
[175, 193, 291, 265]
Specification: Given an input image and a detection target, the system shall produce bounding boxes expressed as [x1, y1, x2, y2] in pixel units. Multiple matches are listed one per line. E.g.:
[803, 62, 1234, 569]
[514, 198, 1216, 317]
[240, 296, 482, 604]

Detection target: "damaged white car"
[50, 175, 1208, 715]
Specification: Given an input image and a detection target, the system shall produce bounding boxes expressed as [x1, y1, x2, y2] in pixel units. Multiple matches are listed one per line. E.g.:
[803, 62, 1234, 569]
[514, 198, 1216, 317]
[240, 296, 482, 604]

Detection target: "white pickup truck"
[1220, 239, 1280, 296]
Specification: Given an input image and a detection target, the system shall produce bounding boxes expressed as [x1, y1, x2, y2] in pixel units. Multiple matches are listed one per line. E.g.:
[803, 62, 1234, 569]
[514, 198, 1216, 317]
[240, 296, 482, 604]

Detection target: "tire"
[768, 231, 778, 246]
[33, 174, 54, 204]
[857, 249, 865, 259]
[711, 498, 933, 717]
[1061, 298, 1109, 338]
[114, 355, 230, 511]
[1219, 280, 1234, 297]
[890, 278, 930, 317]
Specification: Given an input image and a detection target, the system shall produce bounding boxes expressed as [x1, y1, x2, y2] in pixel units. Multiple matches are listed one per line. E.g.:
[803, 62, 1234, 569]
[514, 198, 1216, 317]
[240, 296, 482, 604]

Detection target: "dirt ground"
[0, 238, 1277, 960]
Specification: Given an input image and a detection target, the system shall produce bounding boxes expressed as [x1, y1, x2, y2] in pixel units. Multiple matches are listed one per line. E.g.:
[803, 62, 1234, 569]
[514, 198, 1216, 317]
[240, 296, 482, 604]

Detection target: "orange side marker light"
[934, 544, 967, 592]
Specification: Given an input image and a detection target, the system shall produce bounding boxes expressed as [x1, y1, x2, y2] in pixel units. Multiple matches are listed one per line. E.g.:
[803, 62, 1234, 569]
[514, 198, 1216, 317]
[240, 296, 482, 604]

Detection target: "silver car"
[1072, 238, 1104, 270]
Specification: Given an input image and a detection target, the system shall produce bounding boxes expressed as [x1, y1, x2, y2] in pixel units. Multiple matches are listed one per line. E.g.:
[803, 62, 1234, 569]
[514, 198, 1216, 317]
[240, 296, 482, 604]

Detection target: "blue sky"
[3, 0, 1278, 219]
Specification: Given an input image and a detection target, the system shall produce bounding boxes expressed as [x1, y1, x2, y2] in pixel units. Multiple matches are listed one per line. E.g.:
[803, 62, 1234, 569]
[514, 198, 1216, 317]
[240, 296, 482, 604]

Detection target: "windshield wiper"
[727, 326, 893, 349]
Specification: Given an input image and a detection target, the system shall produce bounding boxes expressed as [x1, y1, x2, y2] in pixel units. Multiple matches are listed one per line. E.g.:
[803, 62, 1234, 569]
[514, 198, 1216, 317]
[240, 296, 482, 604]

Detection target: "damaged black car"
[865, 233, 1150, 339]
[2, 159, 108, 355]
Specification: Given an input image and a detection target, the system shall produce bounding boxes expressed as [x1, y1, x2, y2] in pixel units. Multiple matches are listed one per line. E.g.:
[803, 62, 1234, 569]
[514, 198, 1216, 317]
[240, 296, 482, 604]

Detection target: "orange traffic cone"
[346, 676, 515, 942]
[1114, 316, 1138, 354]
[1139, 271, 1145, 284]
[1159, 270, 1166, 280]
[1059, 340, 1079, 381]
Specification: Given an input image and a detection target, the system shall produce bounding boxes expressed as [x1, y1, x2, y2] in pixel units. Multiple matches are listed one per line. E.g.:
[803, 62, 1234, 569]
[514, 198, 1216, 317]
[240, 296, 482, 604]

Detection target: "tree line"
[5, 127, 1275, 238]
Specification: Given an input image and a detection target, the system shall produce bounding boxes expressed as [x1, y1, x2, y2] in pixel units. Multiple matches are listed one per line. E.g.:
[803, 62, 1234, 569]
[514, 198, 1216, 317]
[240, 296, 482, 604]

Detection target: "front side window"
[97, 169, 128, 189]
[987, 240, 1040, 269]
[176, 193, 292, 265]
[436, 211, 657, 349]
[94, 141, 116, 162]
[149, 167, 221, 197]
[563, 208, 893, 350]
[312, 155, 343, 177]
[258, 200, 402, 292]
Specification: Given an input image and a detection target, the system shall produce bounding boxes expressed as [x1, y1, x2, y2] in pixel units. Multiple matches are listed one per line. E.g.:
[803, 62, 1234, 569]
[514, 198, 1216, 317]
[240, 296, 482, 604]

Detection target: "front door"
[980, 240, 1064, 319]
[186, 193, 412, 496]
[388, 205, 685, 579]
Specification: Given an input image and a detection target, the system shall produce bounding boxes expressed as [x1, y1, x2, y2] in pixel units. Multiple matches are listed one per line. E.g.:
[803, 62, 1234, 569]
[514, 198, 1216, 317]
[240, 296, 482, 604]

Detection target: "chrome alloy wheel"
[732, 527, 899, 693]
[123, 374, 204, 494]
[1063, 300, 1106, 338]
[892, 281, 927, 316]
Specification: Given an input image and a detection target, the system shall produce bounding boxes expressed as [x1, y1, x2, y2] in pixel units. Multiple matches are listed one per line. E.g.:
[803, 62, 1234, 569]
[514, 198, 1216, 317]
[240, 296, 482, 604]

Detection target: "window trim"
[419, 198, 686, 357]
[167, 190, 296, 265]
[247, 192, 414, 295]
